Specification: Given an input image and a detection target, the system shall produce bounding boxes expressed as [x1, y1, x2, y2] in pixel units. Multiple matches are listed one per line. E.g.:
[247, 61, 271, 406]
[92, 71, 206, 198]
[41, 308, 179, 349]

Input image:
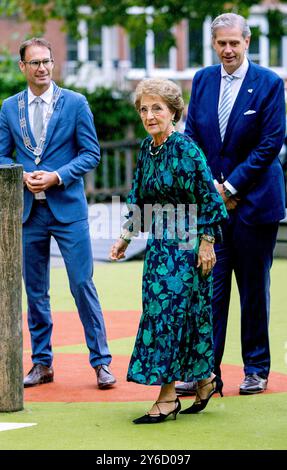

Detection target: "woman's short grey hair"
[134, 78, 184, 123]
[211, 13, 251, 39]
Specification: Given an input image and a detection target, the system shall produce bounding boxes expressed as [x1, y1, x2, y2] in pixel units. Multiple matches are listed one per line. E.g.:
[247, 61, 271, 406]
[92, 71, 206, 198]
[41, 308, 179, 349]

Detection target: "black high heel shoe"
[180, 376, 223, 414]
[133, 397, 181, 424]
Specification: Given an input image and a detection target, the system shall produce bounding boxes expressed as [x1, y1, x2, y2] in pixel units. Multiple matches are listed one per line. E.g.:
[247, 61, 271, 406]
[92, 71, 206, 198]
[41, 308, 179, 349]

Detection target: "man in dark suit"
[176, 13, 286, 395]
[0, 38, 116, 389]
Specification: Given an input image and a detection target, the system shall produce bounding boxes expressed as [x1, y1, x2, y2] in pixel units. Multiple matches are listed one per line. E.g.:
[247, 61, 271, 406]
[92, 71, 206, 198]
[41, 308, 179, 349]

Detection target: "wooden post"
[0, 164, 23, 412]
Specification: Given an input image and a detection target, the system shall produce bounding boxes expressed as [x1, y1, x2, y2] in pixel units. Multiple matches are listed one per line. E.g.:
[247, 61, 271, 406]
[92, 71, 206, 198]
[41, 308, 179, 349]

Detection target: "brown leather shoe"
[23, 364, 54, 388]
[95, 365, 116, 389]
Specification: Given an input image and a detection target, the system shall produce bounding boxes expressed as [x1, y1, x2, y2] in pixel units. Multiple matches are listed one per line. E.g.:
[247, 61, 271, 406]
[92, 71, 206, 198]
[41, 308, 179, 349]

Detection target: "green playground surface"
[0, 259, 287, 450]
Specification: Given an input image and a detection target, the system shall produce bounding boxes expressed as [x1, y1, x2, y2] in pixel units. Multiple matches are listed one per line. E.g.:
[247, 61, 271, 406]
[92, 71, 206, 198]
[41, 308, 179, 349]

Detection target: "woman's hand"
[109, 238, 129, 261]
[197, 239, 216, 276]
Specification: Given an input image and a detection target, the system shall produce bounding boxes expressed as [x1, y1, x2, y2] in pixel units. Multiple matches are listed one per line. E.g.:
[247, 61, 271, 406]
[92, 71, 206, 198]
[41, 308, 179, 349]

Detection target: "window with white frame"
[88, 27, 102, 65]
[248, 26, 260, 64]
[129, 29, 173, 69]
[130, 42, 146, 69]
[267, 11, 287, 67]
[269, 38, 282, 67]
[154, 30, 171, 68]
[67, 35, 78, 62]
[188, 20, 203, 67]
[66, 26, 102, 64]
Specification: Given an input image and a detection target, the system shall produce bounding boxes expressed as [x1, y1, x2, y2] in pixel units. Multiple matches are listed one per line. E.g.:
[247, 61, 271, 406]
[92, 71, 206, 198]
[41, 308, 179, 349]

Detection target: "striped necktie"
[218, 75, 235, 141]
[33, 97, 44, 145]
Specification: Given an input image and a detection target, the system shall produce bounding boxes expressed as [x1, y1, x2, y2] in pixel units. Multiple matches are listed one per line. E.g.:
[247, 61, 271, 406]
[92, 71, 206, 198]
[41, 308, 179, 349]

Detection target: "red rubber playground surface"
[23, 311, 287, 403]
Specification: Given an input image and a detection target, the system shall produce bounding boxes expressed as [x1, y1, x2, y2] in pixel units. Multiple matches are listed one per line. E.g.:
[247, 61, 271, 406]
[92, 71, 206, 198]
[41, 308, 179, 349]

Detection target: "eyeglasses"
[22, 59, 54, 70]
[139, 105, 165, 116]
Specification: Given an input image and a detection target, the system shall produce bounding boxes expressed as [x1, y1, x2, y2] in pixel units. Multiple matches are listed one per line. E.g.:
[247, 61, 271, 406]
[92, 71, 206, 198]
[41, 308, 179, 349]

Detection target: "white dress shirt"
[28, 83, 61, 199]
[217, 56, 250, 195]
[218, 56, 249, 112]
[28, 82, 54, 132]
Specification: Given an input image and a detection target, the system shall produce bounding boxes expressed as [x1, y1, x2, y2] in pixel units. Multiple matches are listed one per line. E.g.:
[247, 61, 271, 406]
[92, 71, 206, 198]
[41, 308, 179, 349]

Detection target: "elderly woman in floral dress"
[110, 78, 227, 424]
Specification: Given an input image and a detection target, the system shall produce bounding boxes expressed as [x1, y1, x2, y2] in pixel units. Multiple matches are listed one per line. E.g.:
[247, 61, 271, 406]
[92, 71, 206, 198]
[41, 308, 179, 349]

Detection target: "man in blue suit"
[176, 13, 286, 395]
[0, 38, 116, 389]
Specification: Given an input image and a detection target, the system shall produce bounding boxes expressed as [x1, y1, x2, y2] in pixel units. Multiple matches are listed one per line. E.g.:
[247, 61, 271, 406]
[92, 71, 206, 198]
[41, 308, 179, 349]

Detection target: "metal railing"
[85, 138, 141, 202]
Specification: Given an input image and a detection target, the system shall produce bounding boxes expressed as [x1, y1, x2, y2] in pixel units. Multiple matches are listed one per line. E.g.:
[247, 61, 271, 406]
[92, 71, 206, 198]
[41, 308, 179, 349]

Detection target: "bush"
[71, 86, 145, 141]
[0, 51, 27, 106]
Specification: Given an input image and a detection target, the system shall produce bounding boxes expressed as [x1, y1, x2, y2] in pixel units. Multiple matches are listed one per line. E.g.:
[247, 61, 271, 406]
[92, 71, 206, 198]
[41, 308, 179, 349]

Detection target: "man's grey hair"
[211, 13, 251, 39]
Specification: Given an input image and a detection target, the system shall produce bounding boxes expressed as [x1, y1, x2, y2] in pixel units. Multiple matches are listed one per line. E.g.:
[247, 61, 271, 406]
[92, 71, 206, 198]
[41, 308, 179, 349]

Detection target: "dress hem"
[126, 371, 214, 386]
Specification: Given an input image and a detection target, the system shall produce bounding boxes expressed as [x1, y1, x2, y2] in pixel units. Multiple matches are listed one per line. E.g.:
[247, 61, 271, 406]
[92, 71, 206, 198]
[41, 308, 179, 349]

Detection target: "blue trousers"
[22, 202, 112, 369]
[212, 213, 278, 379]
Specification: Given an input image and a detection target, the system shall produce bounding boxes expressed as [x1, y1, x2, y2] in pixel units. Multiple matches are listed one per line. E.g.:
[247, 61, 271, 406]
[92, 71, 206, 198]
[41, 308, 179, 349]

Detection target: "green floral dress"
[126, 132, 227, 385]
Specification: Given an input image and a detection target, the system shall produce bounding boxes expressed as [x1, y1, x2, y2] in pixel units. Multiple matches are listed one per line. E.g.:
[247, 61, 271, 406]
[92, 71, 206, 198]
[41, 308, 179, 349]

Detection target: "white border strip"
[0, 423, 37, 432]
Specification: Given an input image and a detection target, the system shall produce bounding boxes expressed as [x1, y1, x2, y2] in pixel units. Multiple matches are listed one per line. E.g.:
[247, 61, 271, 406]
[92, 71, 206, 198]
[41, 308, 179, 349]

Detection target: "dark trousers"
[212, 212, 279, 379]
[22, 201, 112, 369]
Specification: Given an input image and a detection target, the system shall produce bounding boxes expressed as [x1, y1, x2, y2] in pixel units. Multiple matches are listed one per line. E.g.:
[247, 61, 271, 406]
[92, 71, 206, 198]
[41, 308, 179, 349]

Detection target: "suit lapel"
[209, 67, 222, 140]
[223, 62, 259, 143]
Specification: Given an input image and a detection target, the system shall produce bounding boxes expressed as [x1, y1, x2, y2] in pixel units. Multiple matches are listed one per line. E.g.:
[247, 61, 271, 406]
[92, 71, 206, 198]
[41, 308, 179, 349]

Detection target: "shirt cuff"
[54, 171, 62, 185]
[121, 228, 134, 240]
[224, 180, 237, 195]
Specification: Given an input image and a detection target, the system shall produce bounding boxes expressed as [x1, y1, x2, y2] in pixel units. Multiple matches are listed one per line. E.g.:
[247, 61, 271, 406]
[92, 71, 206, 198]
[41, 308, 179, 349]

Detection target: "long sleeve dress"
[125, 131, 228, 385]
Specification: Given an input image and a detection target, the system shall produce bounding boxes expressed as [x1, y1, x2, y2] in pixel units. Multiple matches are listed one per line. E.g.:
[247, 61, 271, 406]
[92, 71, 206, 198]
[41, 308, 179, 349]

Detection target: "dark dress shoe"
[180, 376, 223, 414]
[239, 373, 268, 395]
[175, 381, 197, 396]
[133, 398, 181, 424]
[95, 365, 116, 389]
[24, 364, 54, 388]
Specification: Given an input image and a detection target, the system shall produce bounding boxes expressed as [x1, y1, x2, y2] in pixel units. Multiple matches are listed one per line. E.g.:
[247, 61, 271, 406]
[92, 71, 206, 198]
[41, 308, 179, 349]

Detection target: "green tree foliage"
[0, 51, 26, 106]
[1, 1, 287, 61]
[73, 86, 145, 141]
[0, 0, 273, 40]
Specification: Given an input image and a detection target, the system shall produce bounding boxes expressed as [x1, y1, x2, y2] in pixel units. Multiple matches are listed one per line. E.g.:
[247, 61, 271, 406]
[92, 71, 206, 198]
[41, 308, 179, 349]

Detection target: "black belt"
[34, 199, 48, 206]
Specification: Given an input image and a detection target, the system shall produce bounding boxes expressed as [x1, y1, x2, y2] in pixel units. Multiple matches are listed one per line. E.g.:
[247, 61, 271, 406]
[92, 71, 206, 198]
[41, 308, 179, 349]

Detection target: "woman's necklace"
[149, 130, 175, 156]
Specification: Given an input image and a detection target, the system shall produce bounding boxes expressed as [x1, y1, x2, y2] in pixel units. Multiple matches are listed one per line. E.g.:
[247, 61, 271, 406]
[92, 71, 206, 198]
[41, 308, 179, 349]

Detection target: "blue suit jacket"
[185, 61, 286, 224]
[0, 84, 100, 223]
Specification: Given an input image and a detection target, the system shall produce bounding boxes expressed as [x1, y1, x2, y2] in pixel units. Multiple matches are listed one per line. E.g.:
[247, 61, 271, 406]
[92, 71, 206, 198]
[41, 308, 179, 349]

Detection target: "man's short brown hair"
[19, 38, 53, 61]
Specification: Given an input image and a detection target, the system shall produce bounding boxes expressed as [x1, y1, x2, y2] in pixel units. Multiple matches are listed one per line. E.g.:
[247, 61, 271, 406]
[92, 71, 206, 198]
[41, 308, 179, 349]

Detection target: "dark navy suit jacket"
[185, 61, 286, 224]
[0, 83, 100, 223]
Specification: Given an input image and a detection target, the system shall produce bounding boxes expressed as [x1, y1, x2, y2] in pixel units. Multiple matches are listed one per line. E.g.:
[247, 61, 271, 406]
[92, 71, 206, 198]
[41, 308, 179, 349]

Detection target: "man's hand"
[25, 171, 59, 194]
[225, 198, 238, 210]
[214, 182, 239, 211]
[23, 172, 33, 186]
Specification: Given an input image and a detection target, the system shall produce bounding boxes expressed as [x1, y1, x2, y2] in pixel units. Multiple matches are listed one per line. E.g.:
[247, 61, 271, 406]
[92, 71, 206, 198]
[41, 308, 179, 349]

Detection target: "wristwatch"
[223, 184, 232, 199]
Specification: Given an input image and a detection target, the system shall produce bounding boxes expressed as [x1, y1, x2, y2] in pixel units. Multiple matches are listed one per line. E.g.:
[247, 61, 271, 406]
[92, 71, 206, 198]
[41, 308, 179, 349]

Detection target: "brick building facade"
[0, 2, 287, 91]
